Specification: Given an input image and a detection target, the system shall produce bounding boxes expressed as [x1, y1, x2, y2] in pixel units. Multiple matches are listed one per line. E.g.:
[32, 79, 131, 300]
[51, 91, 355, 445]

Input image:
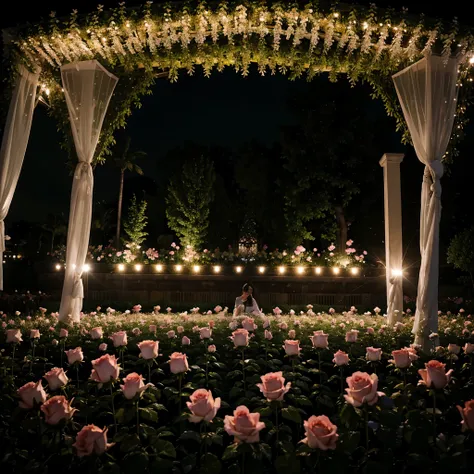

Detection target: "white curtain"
[0, 65, 39, 290]
[59, 60, 118, 322]
[393, 55, 459, 347]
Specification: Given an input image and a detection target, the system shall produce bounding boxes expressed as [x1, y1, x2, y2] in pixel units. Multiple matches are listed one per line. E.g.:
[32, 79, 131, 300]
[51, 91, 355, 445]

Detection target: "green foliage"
[447, 226, 474, 286]
[166, 155, 216, 250]
[123, 194, 148, 249]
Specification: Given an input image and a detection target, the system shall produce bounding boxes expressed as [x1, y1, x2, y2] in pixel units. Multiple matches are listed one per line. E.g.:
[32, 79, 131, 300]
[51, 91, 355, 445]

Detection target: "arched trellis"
[1, 1, 473, 349]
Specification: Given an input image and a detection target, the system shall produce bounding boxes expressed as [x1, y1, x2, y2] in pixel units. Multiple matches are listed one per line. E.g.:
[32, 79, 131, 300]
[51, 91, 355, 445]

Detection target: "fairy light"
[155, 264, 163, 272]
[55, 264, 61, 271]
[118, 264, 125, 272]
[82, 264, 91, 272]
[213, 265, 221, 273]
[278, 266, 286, 274]
[235, 266, 243, 273]
[175, 264, 183, 273]
[258, 266, 266, 274]
[469, 57, 474, 64]
[350, 267, 359, 275]
[332, 267, 340, 275]
[296, 266, 305, 275]
[391, 268, 403, 278]
[193, 265, 201, 273]
[362, 21, 369, 29]
[134, 264, 142, 272]
[315, 267, 322, 275]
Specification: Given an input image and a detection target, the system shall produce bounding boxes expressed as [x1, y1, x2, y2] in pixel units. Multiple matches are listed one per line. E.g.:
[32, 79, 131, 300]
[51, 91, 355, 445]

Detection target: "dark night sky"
[1, 0, 473, 268]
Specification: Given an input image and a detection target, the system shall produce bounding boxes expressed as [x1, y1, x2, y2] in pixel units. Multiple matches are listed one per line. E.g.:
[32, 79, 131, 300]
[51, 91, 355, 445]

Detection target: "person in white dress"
[233, 283, 261, 316]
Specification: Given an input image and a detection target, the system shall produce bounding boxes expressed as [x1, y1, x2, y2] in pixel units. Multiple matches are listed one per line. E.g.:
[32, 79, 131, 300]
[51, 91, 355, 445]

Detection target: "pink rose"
[367, 327, 375, 335]
[209, 320, 215, 329]
[99, 343, 107, 351]
[137, 340, 159, 359]
[448, 343, 461, 355]
[273, 307, 282, 316]
[90, 327, 103, 339]
[187, 389, 221, 422]
[200, 327, 212, 339]
[41, 395, 77, 424]
[120, 372, 152, 399]
[278, 322, 288, 331]
[366, 347, 382, 362]
[231, 329, 249, 347]
[242, 318, 257, 332]
[59, 328, 69, 338]
[182, 336, 191, 345]
[333, 350, 350, 366]
[132, 328, 141, 336]
[224, 406, 265, 443]
[256, 372, 291, 401]
[208, 344, 216, 353]
[214, 306, 222, 313]
[132, 305, 141, 313]
[167, 330, 176, 339]
[310, 330, 329, 349]
[283, 340, 301, 356]
[73, 425, 114, 457]
[30, 329, 40, 339]
[169, 352, 189, 374]
[264, 330, 273, 340]
[263, 318, 270, 328]
[44, 367, 69, 390]
[457, 400, 474, 431]
[301, 415, 338, 450]
[177, 326, 184, 334]
[288, 329, 296, 339]
[344, 372, 384, 407]
[149, 325, 157, 333]
[18, 380, 47, 409]
[389, 349, 411, 368]
[65, 347, 84, 365]
[52, 339, 59, 346]
[464, 343, 474, 354]
[418, 360, 453, 389]
[345, 330, 358, 342]
[90, 354, 120, 384]
[6, 329, 22, 343]
[110, 331, 128, 347]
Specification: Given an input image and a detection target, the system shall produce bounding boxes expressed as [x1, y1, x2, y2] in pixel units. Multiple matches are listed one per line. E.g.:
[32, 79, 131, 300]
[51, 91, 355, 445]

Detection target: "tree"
[41, 213, 67, 253]
[166, 155, 216, 250]
[112, 137, 146, 248]
[123, 195, 148, 252]
[447, 226, 474, 290]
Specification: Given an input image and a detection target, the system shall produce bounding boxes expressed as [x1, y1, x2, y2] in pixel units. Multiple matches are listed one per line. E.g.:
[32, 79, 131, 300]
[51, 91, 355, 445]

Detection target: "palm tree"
[113, 137, 146, 248]
[41, 213, 67, 253]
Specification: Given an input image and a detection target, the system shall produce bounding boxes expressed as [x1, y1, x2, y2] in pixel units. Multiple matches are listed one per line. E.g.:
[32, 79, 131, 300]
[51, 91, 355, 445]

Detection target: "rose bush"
[0, 306, 473, 473]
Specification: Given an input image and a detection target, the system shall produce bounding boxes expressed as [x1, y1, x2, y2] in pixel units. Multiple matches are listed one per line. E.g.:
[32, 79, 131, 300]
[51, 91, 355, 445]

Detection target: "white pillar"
[379, 153, 404, 325]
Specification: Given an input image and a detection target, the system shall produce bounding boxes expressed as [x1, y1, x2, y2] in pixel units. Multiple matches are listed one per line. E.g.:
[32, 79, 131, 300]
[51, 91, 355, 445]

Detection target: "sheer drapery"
[393, 55, 459, 347]
[0, 65, 39, 290]
[59, 60, 118, 322]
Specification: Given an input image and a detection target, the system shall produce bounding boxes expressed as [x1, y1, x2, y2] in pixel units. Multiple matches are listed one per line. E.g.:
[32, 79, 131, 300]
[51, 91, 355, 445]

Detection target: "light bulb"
[118, 264, 125, 272]
[155, 264, 163, 272]
[350, 267, 359, 275]
[193, 265, 201, 273]
[55, 264, 61, 270]
[175, 264, 183, 272]
[213, 265, 221, 273]
[332, 267, 340, 275]
[391, 268, 403, 277]
[296, 266, 305, 275]
[315, 267, 322, 275]
[258, 266, 265, 274]
[235, 266, 242, 273]
[278, 266, 286, 274]
[134, 264, 142, 272]
[82, 264, 91, 272]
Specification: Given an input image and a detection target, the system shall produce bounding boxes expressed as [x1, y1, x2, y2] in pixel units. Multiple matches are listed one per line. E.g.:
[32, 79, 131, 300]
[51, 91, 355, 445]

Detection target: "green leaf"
[200, 453, 222, 474]
[153, 439, 176, 458]
[255, 406, 272, 416]
[275, 454, 301, 474]
[295, 396, 313, 407]
[139, 407, 158, 422]
[179, 430, 201, 443]
[281, 406, 302, 424]
[340, 430, 360, 454]
[222, 443, 239, 460]
[259, 443, 272, 461]
[120, 434, 141, 453]
[121, 452, 149, 474]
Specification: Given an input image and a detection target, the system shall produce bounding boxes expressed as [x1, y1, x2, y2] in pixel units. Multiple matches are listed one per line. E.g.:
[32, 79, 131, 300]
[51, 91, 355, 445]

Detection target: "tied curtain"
[0, 65, 39, 290]
[393, 55, 459, 347]
[59, 60, 118, 323]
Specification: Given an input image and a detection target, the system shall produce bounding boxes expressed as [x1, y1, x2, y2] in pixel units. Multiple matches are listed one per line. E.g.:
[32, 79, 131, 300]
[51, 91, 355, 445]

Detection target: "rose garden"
[2, 1, 474, 473]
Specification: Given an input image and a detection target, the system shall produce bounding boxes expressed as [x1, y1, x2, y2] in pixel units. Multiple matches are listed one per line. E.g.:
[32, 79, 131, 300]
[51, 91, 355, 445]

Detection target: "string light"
[469, 57, 474, 64]
[278, 266, 286, 274]
[213, 265, 221, 273]
[55, 264, 61, 270]
[155, 264, 163, 272]
[117, 264, 125, 272]
[193, 265, 201, 273]
[258, 266, 266, 274]
[350, 267, 359, 275]
[175, 264, 183, 273]
[315, 267, 322, 275]
[391, 268, 403, 277]
[332, 267, 340, 275]
[134, 264, 142, 272]
[82, 264, 91, 272]
[296, 266, 305, 275]
[235, 266, 243, 273]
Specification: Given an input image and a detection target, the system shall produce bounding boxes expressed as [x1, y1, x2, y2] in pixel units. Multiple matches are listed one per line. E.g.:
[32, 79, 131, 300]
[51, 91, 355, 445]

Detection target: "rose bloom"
[231, 329, 249, 348]
[167, 330, 176, 339]
[149, 324, 157, 333]
[264, 330, 273, 340]
[242, 318, 257, 332]
[73, 425, 114, 457]
[389, 349, 413, 368]
[208, 344, 216, 353]
[137, 340, 159, 360]
[283, 340, 301, 356]
[214, 306, 222, 313]
[209, 320, 215, 329]
[110, 331, 128, 347]
[333, 350, 350, 366]
[169, 352, 189, 374]
[366, 347, 382, 362]
[30, 329, 41, 339]
[120, 372, 151, 399]
[177, 326, 184, 334]
[182, 336, 191, 345]
[90, 327, 103, 339]
[278, 322, 288, 331]
[18, 380, 47, 409]
[263, 318, 270, 328]
[132, 328, 141, 336]
[41, 395, 77, 425]
[44, 367, 69, 390]
[448, 343, 461, 355]
[187, 389, 221, 423]
[59, 328, 69, 338]
[65, 347, 84, 365]
[229, 321, 239, 331]
[464, 343, 474, 354]
[457, 400, 474, 432]
[224, 406, 265, 443]
[6, 329, 22, 343]
[344, 372, 384, 407]
[257, 372, 291, 401]
[345, 330, 358, 343]
[418, 360, 453, 389]
[301, 415, 338, 450]
[52, 339, 59, 346]
[288, 329, 296, 339]
[200, 327, 212, 339]
[367, 327, 375, 335]
[310, 330, 329, 349]
[99, 343, 107, 351]
[90, 354, 120, 384]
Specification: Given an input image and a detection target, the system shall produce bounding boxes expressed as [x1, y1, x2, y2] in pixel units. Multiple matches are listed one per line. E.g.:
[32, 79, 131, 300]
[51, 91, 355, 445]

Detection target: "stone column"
[379, 153, 404, 324]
